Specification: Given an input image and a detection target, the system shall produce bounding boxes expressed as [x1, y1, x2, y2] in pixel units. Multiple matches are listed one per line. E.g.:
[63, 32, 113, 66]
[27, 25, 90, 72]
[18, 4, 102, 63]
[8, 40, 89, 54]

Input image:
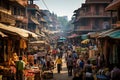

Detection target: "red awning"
[67, 34, 79, 38]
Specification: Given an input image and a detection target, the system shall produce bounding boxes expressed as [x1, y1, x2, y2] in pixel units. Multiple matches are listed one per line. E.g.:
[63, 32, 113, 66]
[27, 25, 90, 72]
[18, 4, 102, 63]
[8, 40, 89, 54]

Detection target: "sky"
[35, 0, 85, 20]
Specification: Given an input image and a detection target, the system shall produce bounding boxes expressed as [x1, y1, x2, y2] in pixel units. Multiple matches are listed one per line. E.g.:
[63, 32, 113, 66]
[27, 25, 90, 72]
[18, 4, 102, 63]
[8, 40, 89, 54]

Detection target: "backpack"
[79, 61, 84, 69]
[67, 58, 73, 66]
[85, 65, 92, 73]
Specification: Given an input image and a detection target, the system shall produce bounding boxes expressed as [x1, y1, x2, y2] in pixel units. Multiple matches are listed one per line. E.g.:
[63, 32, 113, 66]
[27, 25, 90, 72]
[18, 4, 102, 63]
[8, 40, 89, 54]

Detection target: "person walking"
[40, 56, 46, 71]
[84, 60, 94, 80]
[46, 53, 52, 70]
[67, 55, 73, 76]
[55, 56, 62, 73]
[72, 51, 78, 59]
[16, 56, 25, 80]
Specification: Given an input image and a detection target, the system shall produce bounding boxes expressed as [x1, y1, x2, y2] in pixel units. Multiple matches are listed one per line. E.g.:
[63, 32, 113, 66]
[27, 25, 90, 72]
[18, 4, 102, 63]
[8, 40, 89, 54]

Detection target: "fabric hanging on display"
[8, 40, 12, 59]
[20, 39, 27, 49]
[109, 45, 113, 64]
[8, 40, 12, 52]
[103, 40, 107, 65]
[112, 44, 118, 64]
[116, 45, 119, 63]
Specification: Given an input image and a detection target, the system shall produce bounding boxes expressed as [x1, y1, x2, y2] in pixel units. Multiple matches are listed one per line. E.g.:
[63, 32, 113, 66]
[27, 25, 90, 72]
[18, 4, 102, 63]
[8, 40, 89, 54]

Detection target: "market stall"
[24, 66, 41, 80]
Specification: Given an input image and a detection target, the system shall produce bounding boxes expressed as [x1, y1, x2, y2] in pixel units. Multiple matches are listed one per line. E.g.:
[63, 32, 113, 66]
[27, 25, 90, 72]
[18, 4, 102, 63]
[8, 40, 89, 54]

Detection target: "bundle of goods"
[41, 70, 53, 79]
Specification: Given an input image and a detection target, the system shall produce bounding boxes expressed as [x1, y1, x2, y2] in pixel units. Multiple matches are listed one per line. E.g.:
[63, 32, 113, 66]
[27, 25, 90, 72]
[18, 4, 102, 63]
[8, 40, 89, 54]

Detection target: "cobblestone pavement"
[51, 58, 73, 80]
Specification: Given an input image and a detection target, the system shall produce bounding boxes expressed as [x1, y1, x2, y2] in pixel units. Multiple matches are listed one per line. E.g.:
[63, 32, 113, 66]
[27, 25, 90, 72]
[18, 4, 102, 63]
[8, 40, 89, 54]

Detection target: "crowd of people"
[3, 42, 120, 80]
[1, 50, 55, 80]
[53, 43, 120, 80]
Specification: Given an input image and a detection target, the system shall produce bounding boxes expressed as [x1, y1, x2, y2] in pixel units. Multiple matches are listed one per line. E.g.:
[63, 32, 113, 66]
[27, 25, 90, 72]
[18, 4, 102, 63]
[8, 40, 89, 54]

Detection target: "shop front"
[97, 28, 120, 67]
[0, 23, 38, 79]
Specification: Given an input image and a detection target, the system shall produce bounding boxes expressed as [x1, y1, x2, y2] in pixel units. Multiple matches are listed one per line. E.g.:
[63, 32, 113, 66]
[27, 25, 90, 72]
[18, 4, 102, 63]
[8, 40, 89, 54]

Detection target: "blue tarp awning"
[107, 30, 120, 39]
[81, 34, 89, 40]
[98, 29, 120, 39]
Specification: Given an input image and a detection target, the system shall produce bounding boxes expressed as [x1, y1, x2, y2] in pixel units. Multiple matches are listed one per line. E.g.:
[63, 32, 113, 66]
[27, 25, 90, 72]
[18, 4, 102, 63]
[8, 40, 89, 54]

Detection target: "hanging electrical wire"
[41, 0, 50, 12]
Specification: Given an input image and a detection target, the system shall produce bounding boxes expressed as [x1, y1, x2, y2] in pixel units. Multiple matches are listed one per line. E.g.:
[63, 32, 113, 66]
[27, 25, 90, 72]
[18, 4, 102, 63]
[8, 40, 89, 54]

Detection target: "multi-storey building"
[27, 1, 41, 34]
[10, 0, 28, 29]
[0, 0, 16, 25]
[27, 0, 46, 35]
[73, 0, 112, 34]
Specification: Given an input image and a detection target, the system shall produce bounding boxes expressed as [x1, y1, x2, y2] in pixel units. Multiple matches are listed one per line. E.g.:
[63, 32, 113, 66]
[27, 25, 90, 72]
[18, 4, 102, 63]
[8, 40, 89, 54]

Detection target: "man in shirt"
[67, 55, 73, 76]
[55, 56, 62, 73]
[16, 56, 25, 80]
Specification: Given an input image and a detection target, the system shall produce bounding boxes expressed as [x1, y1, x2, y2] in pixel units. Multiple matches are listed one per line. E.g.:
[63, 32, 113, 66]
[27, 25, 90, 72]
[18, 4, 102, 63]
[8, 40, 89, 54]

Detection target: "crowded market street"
[0, 0, 120, 80]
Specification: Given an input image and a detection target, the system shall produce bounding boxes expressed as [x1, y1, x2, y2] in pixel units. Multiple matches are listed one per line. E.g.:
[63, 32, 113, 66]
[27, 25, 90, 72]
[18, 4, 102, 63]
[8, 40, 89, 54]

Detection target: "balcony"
[86, 0, 111, 4]
[0, 11, 16, 25]
[78, 12, 111, 19]
[75, 25, 102, 32]
[0, 7, 11, 15]
[75, 26, 93, 31]
[14, 15, 28, 23]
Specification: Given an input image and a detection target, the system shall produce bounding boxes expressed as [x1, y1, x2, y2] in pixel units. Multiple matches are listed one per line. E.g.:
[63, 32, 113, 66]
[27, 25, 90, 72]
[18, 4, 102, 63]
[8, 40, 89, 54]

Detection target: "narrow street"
[51, 57, 73, 80]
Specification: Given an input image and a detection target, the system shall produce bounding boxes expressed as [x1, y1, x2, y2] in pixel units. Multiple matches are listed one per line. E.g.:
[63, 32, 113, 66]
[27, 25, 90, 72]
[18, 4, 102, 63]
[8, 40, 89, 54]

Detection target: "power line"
[41, 0, 50, 12]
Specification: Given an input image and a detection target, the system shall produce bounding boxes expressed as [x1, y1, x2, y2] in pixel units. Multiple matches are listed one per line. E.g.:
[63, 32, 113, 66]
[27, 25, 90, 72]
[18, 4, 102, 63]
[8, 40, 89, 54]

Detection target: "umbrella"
[67, 34, 79, 38]
[81, 39, 90, 44]
[59, 37, 66, 40]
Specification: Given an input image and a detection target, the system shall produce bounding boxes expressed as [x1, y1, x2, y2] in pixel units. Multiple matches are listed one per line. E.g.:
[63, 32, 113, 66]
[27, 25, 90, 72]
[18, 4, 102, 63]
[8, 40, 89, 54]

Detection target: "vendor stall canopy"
[98, 28, 120, 39]
[0, 23, 38, 38]
[106, 30, 120, 39]
[57, 36, 66, 42]
[59, 36, 66, 40]
[67, 33, 79, 38]
[105, 0, 120, 11]
[81, 34, 89, 40]
[29, 40, 48, 45]
[0, 31, 7, 37]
